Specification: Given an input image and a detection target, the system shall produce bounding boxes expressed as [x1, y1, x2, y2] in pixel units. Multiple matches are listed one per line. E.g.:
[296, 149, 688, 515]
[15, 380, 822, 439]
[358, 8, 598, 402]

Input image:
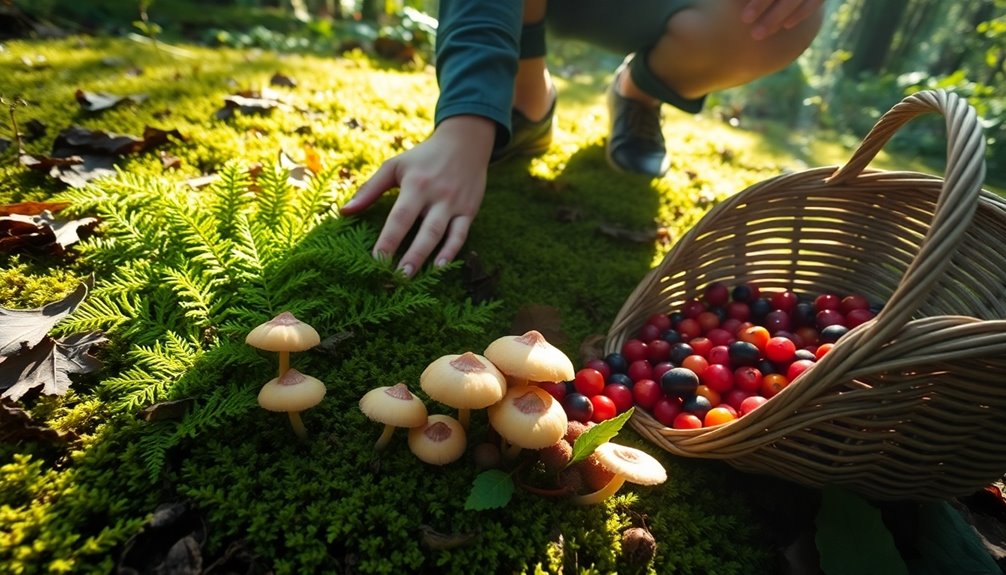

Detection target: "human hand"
[339, 115, 496, 277]
[740, 0, 824, 40]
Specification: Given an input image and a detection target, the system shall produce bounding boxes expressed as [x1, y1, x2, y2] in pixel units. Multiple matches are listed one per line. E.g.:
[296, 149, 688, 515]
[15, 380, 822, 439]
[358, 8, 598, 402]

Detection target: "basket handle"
[824, 89, 986, 345]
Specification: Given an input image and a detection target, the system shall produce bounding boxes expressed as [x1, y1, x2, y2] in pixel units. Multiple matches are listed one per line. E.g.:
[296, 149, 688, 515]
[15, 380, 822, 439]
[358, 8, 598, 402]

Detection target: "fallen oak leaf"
[0, 399, 76, 444]
[0, 210, 97, 255]
[0, 276, 93, 357]
[19, 151, 84, 172]
[74, 89, 146, 112]
[214, 93, 289, 120]
[0, 331, 107, 401]
[0, 200, 71, 216]
[269, 72, 297, 87]
[53, 125, 183, 157]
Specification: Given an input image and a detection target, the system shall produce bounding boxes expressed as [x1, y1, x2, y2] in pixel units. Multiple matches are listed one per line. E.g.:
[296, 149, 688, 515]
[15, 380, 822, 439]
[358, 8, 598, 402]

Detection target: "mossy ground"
[0, 27, 978, 575]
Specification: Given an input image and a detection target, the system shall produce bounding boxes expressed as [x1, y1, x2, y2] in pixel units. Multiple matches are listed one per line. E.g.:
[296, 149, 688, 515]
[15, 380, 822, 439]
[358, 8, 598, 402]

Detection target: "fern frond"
[161, 265, 223, 327]
[252, 166, 293, 233]
[207, 162, 254, 237]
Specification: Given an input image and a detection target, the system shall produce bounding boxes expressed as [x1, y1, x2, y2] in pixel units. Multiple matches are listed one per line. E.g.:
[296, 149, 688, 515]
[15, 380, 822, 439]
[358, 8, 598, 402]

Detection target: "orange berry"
[815, 343, 834, 360]
[703, 406, 737, 427]
[681, 354, 709, 376]
[739, 325, 771, 351]
[761, 374, 789, 399]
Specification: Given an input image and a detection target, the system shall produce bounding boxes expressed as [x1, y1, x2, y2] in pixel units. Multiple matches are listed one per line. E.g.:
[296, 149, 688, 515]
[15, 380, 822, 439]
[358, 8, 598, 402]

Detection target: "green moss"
[0, 34, 802, 574]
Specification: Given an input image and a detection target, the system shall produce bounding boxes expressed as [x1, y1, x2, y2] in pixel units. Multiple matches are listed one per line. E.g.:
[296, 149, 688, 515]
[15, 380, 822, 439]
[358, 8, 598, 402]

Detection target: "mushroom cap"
[246, 311, 321, 352]
[258, 369, 327, 412]
[408, 414, 467, 465]
[420, 352, 507, 410]
[592, 443, 667, 486]
[483, 330, 575, 384]
[359, 383, 428, 428]
[488, 385, 568, 449]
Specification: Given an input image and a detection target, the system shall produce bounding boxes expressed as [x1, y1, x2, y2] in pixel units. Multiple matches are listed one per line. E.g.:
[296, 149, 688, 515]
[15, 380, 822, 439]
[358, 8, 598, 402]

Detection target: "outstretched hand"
[741, 0, 824, 40]
[339, 115, 496, 277]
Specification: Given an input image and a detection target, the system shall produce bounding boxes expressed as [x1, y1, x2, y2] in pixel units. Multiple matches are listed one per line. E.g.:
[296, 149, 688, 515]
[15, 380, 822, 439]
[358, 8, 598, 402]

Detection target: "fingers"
[782, 0, 822, 29]
[741, 0, 775, 25]
[372, 192, 423, 264]
[340, 160, 398, 215]
[396, 205, 470, 277]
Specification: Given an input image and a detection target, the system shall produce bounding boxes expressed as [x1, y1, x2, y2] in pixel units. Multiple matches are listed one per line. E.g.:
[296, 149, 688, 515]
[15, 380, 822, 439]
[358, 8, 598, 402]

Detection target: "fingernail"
[342, 196, 358, 209]
[399, 263, 414, 278]
[435, 258, 448, 268]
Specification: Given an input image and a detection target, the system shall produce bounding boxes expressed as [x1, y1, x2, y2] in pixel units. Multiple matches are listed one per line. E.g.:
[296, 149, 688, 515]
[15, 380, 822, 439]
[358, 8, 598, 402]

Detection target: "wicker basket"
[605, 90, 1006, 501]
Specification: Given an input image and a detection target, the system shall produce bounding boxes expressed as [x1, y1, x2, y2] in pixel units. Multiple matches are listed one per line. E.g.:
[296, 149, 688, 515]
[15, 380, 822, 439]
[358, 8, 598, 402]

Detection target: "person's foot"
[490, 91, 556, 164]
[606, 63, 669, 177]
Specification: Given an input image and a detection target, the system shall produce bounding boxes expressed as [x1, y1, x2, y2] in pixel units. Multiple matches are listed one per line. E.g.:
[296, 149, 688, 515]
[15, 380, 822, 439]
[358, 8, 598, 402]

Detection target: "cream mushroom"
[258, 368, 327, 440]
[488, 385, 567, 458]
[408, 414, 467, 465]
[420, 352, 506, 430]
[246, 311, 321, 377]
[483, 330, 575, 387]
[571, 442, 667, 505]
[359, 382, 429, 450]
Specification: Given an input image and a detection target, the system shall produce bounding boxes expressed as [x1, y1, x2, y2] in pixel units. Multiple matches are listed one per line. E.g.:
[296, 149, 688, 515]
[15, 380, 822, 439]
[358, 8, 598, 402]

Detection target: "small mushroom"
[408, 414, 467, 465]
[488, 384, 567, 458]
[571, 442, 667, 505]
[483, 330, 575, 386]
[246, 311, 321, 377]
[258, 368, 327, 440]
[420, 352, 506, 430]
[359, 382, 429, 450]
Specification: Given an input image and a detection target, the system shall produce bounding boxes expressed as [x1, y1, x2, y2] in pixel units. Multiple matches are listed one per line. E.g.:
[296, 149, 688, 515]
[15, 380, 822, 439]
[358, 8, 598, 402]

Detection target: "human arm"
[740, 0, 825, 40]
[339, 0, 522, 277]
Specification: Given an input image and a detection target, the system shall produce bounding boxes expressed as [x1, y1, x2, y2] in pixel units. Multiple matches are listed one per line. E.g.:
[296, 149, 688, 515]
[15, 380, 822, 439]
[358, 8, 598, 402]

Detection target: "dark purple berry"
[562, 393, 594, 423]
[607, 372, 634, 389]
[669, 342, 694, 365]
[660, 367, 699, 398]
[604, 352, 628, 374]
[819, 324, 849, 344]
[728, 341, 761, 367]
[682, 394, 713, 419]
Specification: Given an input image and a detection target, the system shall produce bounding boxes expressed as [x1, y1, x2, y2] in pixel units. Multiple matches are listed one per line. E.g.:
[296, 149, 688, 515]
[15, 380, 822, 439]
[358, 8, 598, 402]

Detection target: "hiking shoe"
[605, 66, 669, 177]
[491, 92, 556, 164]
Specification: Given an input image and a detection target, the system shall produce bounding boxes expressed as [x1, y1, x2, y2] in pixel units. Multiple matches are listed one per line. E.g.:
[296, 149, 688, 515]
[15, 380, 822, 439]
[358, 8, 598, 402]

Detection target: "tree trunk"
[843, 0, 911, 77]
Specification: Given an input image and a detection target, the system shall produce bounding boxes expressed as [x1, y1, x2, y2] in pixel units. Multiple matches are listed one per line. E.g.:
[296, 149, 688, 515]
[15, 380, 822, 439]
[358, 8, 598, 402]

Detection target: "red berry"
[720, 318, 742, 335]
[590, 394, 618, 422]
[724, 388, 755, 411]
[574, 368, 606, 397]
[700, 363, 734, 393]
[705, 328, 733, 348]
[815, 309, 845, 330]
[794, 327, 819, 347]
[733, 366, 764, 393]
[632, 379, 663, 410]
[763, 310, 791, 334]
[814, 293, 841, 312]
[651, 361, 674, 381]
[637, 323, 661, 343]
[770, 290, 799, 313]
[585, 359, 611, 381]
[726, 301, 751, 322]
[704, 282, 730, 307]
[708, 345, 730, 366]
[764, 336, 796, 363]
[672, 412, 703, 430]
[627, 360, 654, 383]
[815, 343, 834, 359]
[603, 383, 634, 414]
[677, 318, 702, 341]
[846, 308, 875, 328]
[688, 336, 714, 358]
[539, 381, 567, 403]
[682, 299, 706, 319]
[740, 395, 769, 415]
[621, 339, 649, 363]
[696, 311, 721, 333]
[786, 359, 816, 382]
[646, 339, 672, 363]
[652, 396, 682, 426]
[839, 294, 870, 315]
[647, 313, 673, 333]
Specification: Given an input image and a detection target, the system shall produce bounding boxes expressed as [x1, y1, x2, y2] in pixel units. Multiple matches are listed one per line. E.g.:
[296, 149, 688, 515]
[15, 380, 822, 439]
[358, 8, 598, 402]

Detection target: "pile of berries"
[542, 282, 881, 429]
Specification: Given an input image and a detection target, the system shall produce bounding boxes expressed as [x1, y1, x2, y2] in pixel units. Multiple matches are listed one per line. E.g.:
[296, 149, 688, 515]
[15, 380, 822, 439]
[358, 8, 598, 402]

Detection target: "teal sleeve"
[435, 0, 522, 147]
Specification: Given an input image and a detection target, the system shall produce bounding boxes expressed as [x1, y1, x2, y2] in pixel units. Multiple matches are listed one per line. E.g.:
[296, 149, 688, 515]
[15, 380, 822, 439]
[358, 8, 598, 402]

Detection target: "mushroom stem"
[278, 351, 291, 378]
[458, 409, 471, 431]
[571, 475, 627, 505]
[287, 411, 308, 440]
[501, 438, 523, 460]
[375, 424, 396, 450]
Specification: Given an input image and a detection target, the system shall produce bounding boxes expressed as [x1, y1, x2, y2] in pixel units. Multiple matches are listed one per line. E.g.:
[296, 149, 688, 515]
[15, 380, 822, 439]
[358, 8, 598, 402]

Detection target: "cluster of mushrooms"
[246, 312, 326, 440]
[358, 329, 667, 505]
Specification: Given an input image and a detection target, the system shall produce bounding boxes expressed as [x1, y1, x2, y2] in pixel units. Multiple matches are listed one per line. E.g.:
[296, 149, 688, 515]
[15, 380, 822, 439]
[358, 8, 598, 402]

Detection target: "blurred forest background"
[5, 0, 1006, 182]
